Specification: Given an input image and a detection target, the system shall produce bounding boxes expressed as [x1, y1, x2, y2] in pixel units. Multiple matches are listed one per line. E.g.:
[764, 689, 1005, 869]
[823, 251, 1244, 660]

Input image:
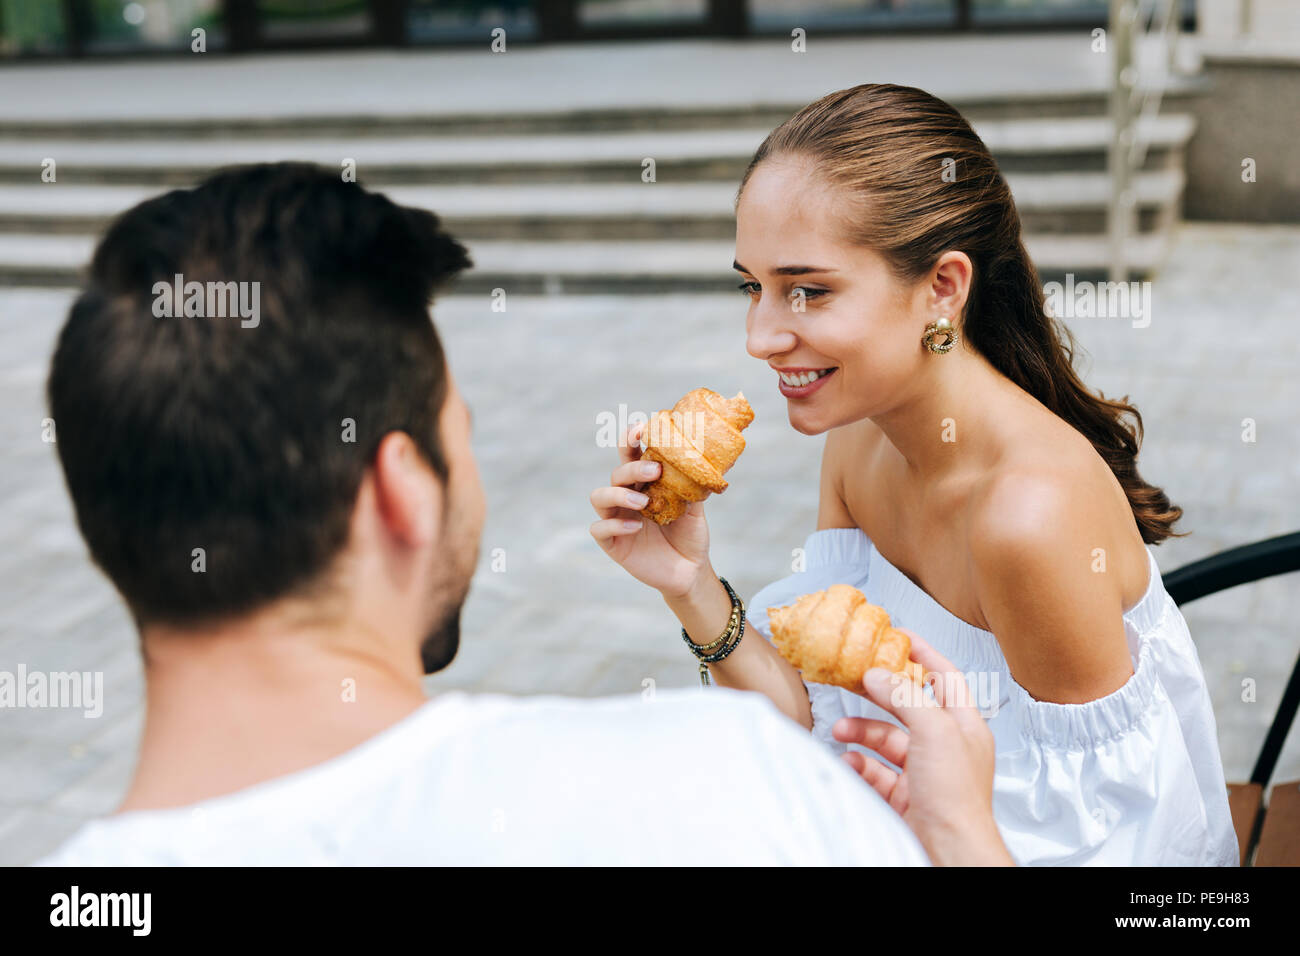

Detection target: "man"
[37, 163, 1012, 866]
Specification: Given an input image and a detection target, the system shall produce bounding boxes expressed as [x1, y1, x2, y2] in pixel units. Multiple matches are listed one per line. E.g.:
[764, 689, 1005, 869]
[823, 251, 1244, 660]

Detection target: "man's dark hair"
[47, 162, 472, 626]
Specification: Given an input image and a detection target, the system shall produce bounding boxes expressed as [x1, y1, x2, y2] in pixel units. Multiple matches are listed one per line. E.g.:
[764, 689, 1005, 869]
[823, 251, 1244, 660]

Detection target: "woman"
[589, 83, 1236, 866]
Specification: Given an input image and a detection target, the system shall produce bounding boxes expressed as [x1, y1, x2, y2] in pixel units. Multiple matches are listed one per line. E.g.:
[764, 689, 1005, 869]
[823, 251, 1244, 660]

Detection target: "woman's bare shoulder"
[976, 422, 1136, 535]
[965, 428, 1151, 679]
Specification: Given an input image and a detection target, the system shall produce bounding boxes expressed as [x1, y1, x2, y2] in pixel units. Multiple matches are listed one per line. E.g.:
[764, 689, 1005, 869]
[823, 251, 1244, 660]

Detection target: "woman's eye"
[736, 282, 827, 301]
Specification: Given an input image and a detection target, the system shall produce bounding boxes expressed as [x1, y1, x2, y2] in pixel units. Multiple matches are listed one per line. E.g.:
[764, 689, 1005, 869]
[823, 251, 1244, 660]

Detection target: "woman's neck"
[869, 346, 1026, 483]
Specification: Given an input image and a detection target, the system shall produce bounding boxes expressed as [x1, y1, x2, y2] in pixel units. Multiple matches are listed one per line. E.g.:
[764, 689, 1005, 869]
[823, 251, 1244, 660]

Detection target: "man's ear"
[370, 431, 442, 548]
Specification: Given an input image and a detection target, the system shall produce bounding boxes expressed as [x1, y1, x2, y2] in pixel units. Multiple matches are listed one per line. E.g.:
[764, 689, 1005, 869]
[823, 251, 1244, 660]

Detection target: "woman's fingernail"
[863, 668, 890, 687]
[626, 491, 649, 508]
[622, 518, 642, 530]
[640, 461, 659, 478]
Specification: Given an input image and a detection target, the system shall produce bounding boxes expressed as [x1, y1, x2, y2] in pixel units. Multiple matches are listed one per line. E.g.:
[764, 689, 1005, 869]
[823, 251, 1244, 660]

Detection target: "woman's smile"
[774, 365, 838, 398]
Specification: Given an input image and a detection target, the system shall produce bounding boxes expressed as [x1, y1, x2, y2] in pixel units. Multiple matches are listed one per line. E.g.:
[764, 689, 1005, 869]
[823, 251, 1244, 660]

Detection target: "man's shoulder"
[30, 688, 787, 864]
[32, 688, 930, 865]
[32, 820, 161, 867]
[457, 685, 804, 761]
[451, 686, 905, 821]
[465, 684, 778, 723]
[441, 686, 928, 864]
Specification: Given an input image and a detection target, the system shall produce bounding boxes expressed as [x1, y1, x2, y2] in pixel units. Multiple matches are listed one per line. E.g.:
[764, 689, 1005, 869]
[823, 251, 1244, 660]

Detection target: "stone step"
[0, 32, 1211, 138]
[0, 232, 1174, 292]
[0, 79, 1209, 139]
[0, 129, 771, 186]
[0, 114, 1196, 186]
[0, 168, 1186, 238]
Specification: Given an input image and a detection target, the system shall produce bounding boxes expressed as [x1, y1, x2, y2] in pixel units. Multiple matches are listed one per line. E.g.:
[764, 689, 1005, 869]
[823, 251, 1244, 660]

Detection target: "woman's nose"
[746, 299, 799, 361]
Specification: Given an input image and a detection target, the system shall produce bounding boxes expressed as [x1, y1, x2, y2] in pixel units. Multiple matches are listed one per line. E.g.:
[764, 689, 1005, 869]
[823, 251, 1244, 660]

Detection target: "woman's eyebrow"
[732, 260, 838, 276]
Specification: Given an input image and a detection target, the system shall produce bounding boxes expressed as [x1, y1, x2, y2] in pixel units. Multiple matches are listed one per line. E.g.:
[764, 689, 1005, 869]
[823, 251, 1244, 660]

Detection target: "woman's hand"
[834, 631, 1015, 866]
[591, 423, 812, 728]
[589, 422, 711, 598]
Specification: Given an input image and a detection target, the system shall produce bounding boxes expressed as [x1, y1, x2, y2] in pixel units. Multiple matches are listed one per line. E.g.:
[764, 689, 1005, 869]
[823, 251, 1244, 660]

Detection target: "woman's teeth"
[779, 369, 834, 387]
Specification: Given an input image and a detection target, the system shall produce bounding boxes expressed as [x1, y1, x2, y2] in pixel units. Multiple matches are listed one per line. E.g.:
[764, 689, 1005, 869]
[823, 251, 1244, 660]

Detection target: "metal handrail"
[1107, 0, 1189, 282]
[1128, 0, 1184, 169]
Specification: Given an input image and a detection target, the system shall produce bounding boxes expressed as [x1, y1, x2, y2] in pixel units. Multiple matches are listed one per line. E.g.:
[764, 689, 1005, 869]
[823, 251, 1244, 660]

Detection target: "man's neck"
[117, 613, 429, 813]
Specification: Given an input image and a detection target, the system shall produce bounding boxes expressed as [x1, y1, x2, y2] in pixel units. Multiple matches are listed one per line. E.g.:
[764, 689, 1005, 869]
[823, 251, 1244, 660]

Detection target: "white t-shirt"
[35, 687, 930, 866]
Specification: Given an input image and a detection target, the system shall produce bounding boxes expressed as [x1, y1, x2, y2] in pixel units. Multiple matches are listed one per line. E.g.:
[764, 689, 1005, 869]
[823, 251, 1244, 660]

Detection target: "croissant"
[768, 584, 925, 690]
[641, 388, 754, 525]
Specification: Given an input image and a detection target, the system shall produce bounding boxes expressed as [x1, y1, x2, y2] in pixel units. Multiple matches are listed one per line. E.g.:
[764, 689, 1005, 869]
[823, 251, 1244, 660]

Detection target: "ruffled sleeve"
[745, 527, 874, 754]
[991, 629, 1235, 866]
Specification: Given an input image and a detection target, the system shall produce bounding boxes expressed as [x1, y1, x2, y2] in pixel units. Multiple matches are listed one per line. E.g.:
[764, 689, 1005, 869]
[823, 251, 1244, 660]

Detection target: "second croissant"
[768, 584, 925, 690]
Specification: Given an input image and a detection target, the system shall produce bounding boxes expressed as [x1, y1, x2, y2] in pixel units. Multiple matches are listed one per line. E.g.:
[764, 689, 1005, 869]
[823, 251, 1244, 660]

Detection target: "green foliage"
[0, 0, 68, 49]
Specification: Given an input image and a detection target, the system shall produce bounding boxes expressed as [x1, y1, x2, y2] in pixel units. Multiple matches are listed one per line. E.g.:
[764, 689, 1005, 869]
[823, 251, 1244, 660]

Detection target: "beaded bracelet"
[681, 576, 746, 687]
[680, 577, 741, 656]
[688, 605, 740, 655]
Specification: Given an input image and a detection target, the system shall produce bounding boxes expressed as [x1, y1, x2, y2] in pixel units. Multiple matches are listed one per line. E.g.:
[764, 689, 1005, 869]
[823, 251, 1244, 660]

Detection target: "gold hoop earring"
[922, 317, 958, 354]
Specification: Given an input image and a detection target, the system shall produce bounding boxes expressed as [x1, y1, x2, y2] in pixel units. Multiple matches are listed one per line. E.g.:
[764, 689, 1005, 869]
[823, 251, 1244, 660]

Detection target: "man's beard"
[419, 603, 462, 675]
[419, 478, 479, 676]
[418, 531, 476, 676]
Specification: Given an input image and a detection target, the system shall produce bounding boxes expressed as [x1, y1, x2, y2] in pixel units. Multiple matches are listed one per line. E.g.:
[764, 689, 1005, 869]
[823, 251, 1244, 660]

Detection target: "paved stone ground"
[1, 221, 1298, 864]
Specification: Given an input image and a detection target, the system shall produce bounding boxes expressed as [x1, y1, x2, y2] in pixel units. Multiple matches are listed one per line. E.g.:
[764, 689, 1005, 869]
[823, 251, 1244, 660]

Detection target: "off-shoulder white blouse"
[746, 526, 1239, 867]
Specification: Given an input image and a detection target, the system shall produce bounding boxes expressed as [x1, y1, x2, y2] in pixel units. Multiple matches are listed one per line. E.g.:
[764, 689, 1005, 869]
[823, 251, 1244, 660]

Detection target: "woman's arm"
[666, 428, 858, 728]
[663, 568, 813, 729]
[591, 423, 813, 728]
[969, 468, 1136, 702]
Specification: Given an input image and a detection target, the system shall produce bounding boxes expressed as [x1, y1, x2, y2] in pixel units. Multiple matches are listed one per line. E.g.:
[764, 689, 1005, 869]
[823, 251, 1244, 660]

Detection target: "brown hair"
[738, 83, 1184, 545]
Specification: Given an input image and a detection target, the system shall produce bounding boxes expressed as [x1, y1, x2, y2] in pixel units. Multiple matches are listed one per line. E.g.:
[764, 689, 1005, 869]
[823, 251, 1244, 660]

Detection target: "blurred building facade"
[2, 1, 1189, 55]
